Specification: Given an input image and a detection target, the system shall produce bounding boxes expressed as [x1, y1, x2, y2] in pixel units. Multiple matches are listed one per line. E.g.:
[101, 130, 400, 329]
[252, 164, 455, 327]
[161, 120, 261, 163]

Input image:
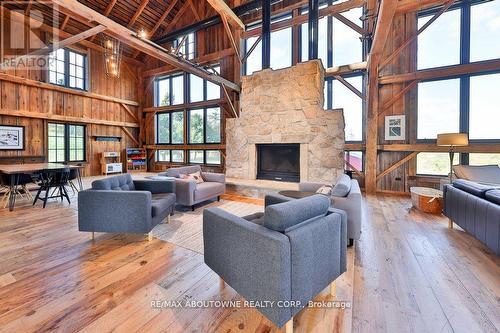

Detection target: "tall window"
[156, 111, 184, 144]
[189, 65, 221, 102]
[48, 48, 87, 90]
[325, 74, 364, 142]
[243, 14, 294, 74]
[417, 79, 460, 140]
[416, 1, 500, 175]
[417, 9, 460, 70]
[155, 73, 184, 106]
[300, 7, 363, 67]
[188, 108, 221, 144]
[48, 123, 85, 163]
[173, 33, 195, 59]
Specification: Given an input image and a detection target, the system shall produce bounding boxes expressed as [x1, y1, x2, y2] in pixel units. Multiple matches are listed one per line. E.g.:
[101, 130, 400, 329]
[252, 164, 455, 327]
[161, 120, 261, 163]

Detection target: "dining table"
[0, 163, 84, 211]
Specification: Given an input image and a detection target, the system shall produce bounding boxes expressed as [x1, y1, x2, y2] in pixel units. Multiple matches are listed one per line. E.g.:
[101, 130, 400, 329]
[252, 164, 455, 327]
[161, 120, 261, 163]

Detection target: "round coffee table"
[278, 190, 316, 199]
[410, 187, 443, 214]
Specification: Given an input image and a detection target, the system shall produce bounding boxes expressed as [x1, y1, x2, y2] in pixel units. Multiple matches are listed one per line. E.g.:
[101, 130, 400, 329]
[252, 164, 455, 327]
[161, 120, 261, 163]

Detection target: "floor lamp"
[436, 133, 469, 185]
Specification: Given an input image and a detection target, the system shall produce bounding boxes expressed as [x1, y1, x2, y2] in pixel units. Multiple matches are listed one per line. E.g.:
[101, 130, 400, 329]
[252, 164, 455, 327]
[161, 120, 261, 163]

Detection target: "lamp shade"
[436, 133, 469, 147]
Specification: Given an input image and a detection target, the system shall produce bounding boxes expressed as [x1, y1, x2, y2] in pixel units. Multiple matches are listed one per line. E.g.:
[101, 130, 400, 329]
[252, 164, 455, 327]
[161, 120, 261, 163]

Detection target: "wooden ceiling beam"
[60, 15, 70, 30]
[379, 58, 500, 85]
[188, 0, 201, 21]
[325, 61, 367, 77]
[207, 0, 245, 30]
[127, 0, 150, 28]
[162, 1, 190, 30]
[150, 0, 178, 37]
[221, 14, 241, 63]
[7, 24, 106, 65]
[5, 8, 142, 67]
[51, 0, 240, 92]
[89, 0, 117, 42]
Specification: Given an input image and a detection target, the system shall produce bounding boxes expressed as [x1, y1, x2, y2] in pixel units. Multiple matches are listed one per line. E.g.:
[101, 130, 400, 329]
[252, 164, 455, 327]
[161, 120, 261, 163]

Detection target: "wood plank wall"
[0, 33, 142, 176]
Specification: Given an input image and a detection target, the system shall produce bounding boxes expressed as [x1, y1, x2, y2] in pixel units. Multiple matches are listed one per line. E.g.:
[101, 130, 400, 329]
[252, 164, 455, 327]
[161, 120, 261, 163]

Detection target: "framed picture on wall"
[0, 125, 25, 150]
[385, 115, 405, 141]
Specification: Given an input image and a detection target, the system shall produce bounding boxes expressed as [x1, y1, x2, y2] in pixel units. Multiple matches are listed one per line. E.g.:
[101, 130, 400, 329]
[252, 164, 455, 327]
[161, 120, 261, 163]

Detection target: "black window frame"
[172, 32, 196, 60]
[47, 122, 86, 163]
[187, 65, 222, 103]
[155, 110, 185, 145]
[154, 72, 185, 107]
[187, 107, 222, 145]
[242, 13, 295, 75]
[416, 0, 500, 167]
[48, 48, 88, 91]
[325, 72, 366, 143]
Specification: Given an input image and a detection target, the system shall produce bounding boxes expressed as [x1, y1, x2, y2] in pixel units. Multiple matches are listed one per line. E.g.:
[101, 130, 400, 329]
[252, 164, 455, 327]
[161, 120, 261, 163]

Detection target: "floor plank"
[0, 174, 498, 333]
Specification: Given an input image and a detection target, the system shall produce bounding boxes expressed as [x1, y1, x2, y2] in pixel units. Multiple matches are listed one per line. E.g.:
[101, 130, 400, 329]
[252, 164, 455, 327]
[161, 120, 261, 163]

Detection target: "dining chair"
[1, 172, 35, 208]
[33, 168, 71, 208]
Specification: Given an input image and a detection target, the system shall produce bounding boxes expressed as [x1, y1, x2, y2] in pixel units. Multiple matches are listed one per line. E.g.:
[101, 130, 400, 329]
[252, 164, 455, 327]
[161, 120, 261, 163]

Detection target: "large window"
[324, 74, 364, 142]
[417, 79, 460, 140]
[156, 111, 184, 144]
[270, 26, 292, 70]
[244, 15, 293, 74]
[155, 73, 184, 106]
[417, 9, 461, 70]
[300, 7, 363, 67]
[188, 108, 221, 144]
[417, 153, 459, 176]
[48, 48, 87, 90]
[469, 73, 500, 140]
[189, 66, 221, 102]
[173, 33, 195, 60]
[416, 1, 500, 175]
[48, 123, 85, 163]
[418, 0, 500, 69]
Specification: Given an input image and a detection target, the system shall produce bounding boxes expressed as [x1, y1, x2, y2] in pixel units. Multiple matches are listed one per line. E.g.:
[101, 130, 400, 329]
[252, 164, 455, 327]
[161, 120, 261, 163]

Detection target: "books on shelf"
[126, 148, 147, 172]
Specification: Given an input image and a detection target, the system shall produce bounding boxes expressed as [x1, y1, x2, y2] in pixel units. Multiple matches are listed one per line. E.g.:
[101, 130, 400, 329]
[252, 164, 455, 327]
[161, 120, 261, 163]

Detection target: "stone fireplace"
[225, 60, 345, 184]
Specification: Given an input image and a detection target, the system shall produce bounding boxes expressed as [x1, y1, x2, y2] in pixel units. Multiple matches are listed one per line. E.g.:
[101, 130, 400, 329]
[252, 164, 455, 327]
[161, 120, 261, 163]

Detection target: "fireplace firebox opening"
[256, 143, 300, 182]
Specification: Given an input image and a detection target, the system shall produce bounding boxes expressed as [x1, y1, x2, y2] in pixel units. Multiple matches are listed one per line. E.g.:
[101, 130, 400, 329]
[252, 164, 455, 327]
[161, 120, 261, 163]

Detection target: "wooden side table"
[410, 187, 443, 214]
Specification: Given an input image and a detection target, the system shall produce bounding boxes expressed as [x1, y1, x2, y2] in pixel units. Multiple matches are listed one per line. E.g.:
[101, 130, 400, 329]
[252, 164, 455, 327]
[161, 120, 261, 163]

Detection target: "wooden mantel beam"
[207, 0, 245, 30]
[50, 0, 240, 92]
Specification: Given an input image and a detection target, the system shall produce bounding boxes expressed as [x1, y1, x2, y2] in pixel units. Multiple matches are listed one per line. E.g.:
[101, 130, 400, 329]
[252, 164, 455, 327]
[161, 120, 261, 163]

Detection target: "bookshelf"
[126, 148, 147, 172]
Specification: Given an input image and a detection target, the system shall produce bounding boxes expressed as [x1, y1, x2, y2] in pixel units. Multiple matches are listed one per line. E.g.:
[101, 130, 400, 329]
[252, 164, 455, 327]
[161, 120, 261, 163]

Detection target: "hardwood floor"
[0, 175, 498, 333]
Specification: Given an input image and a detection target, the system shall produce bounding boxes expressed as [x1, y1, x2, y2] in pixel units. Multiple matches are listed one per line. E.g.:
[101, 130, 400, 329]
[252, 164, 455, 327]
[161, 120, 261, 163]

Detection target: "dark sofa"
[443, 179, 500, 255]
[78, 174, 176, 240]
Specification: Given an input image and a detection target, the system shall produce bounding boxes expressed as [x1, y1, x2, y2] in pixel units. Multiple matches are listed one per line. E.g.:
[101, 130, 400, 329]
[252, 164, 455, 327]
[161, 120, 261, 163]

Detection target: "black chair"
[1, 172, 35, 208]
[67, 168, 81, 194]
[33, 168, 71, 208]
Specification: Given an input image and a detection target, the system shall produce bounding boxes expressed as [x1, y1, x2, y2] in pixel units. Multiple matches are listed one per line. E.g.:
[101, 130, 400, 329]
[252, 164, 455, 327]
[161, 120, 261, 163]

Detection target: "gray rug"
[151, 199, 263, 254]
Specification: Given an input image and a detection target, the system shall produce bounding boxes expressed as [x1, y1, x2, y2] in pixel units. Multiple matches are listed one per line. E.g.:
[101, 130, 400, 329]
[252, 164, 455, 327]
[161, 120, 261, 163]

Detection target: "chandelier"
[100, 35, 122, 78]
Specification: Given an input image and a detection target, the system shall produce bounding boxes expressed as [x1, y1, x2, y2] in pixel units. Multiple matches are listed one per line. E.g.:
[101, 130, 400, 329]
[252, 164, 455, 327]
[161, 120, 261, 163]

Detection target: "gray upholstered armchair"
[299, 174, 362, 245]
[78, 174, 176, 240]
[158, 165, 225, 211]
[203, 194, 347, 332]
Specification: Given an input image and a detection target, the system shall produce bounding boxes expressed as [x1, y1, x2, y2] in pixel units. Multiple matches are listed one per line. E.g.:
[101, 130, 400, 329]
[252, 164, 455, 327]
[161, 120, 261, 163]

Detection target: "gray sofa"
[203, 194, 347, 330]
[443, 179, 499, 255]
[78, 174, 176, 239]
[298, 174, 362, 244]
[159, 165, 225, 211]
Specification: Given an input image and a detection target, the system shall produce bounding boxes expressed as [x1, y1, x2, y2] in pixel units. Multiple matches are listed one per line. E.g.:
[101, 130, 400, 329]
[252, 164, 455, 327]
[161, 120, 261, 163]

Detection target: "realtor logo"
[0, 1, 60, 70]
